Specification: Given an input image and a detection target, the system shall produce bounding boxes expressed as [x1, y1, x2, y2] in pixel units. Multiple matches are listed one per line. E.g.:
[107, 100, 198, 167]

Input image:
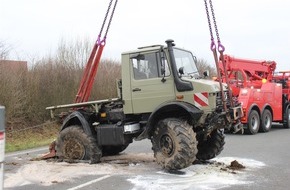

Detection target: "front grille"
[216, 91, 231, 108]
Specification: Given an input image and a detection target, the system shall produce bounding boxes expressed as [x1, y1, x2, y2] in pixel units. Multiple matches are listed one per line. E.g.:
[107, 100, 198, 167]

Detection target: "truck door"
[130, 51, 175, 113]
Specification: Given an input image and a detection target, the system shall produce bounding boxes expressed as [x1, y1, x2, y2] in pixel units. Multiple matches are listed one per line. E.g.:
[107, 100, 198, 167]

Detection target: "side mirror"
[160, 51, 166, 83]
[161, 67, 165, 75]
[193, 56, 198, 64]
[203, 70, 209, 78]
[179, 67, 185, 76]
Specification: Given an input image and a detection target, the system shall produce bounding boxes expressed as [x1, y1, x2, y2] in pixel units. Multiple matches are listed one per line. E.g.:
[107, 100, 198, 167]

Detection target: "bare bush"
[196, 58, 217, 78]
[0, 39, 121, 129]
[0, 63, 28, 129]
[92, 59, 121, 99]
[0, 40, 11, 59]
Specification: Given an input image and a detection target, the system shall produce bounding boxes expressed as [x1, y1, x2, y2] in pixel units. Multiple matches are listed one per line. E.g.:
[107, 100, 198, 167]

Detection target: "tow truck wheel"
[196, 129, 225, 160]
[259, 109, 272, 132]
[152, 118, 197, 170]
[56, 125, 102, 163]
[245, 110, 260, 135]
[283, 108, 290, 128]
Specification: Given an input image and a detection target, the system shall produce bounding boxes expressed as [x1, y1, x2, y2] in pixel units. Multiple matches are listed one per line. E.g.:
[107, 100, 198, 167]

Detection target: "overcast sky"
[1, 0, 290, 71]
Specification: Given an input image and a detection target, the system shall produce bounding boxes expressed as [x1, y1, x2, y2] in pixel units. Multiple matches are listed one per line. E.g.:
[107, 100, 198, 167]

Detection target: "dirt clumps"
[228, 160, 246, 170]
[193, 159, 246, 175]
[224, 160, 246, 174]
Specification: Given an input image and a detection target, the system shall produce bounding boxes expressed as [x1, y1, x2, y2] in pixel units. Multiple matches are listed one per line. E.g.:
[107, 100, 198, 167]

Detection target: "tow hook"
[232, 121, 244, 134]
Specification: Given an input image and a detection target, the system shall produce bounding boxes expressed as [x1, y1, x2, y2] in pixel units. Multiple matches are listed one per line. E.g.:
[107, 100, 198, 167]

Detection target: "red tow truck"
[218, 55, 290, 134]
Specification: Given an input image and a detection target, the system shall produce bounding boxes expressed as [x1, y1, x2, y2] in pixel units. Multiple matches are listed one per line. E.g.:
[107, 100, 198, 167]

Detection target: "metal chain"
[209, 0, 220, 42]
[208, 0, 232, 106]
[104, 0, 118, 38]
[98, 0, 114, 38]
[204, 0, 214, 41]
[209, 0, 225, 52]
[204, 0, 228, 111]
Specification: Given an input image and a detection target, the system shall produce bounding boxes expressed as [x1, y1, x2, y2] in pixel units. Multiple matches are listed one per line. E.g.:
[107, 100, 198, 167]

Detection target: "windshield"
[173, 48, 199, 78]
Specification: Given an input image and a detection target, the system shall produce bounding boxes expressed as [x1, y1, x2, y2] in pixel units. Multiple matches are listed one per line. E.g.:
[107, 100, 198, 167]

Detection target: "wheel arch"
[136, 101, 203, 140]
[60, 111, 92, 136]
[247, 104, 261, 119]
[262, 104, 273, 119]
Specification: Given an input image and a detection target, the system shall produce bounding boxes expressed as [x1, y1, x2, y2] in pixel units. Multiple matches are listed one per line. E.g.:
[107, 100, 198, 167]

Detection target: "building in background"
[0, 60, 27, 73]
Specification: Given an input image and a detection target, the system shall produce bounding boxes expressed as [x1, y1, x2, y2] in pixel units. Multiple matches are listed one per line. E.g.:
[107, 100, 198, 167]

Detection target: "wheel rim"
[263, 114, 271, 129]
[160, 134, 174, 157]
[63, 138, 85, 160]
[250, 115, 259, 131]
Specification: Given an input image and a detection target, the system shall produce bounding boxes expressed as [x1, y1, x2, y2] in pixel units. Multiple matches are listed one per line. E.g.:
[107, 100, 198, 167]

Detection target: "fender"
[261, 104, 271, 113]
[261, 104, 272, 116]
[60, 111, 92, 136]
[136, 101, 203, 140]
[246, 104, 260, 119]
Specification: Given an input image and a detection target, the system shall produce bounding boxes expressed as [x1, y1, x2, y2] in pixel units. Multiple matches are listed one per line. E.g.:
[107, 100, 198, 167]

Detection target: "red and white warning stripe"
[194, 92, 209, 107]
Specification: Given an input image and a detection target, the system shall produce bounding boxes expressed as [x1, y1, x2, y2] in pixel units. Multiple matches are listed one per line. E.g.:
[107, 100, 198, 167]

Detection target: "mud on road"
[4, 152, 265, 190]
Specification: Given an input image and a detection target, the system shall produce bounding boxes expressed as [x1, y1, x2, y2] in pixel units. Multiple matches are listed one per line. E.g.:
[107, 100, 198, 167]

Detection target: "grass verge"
[5, 122, 60, 153]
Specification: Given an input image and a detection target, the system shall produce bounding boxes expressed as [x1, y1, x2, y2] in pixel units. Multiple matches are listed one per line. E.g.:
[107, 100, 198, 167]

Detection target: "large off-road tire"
[259, 109, 272, 132]
[56, 125, 102, 163]
[196, 129, 225, 161]
[151, 118, 197, 170]
[283, 107, 290, 129]
[102, 145, 129, 156]
[245, 110, 260, 135]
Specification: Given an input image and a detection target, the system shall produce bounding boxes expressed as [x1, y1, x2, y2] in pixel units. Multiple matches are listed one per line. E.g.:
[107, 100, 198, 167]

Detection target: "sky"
[1, 0, 290, 71]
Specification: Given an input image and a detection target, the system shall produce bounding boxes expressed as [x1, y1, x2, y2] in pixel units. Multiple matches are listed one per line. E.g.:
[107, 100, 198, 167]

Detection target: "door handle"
[132, 88, 141, 92]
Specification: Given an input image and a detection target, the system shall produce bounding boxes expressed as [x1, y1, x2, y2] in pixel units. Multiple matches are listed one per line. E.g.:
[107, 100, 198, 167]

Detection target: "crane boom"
[75, 0, 118, 103]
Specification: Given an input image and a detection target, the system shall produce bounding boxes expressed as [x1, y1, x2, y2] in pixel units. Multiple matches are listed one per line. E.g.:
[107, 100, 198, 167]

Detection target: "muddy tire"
[245, 110, 260, 135]
[56, 125, 101, 163]
[102, 145, 129, 156]
[151, 118, 197, 170]
[259, 109, 272, 132]
[283, 107, 290, 129]
[196, 129, 225, 161]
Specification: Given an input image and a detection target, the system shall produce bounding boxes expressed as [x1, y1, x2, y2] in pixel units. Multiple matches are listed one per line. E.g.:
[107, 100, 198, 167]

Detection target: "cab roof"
[122, 45, 164, 55]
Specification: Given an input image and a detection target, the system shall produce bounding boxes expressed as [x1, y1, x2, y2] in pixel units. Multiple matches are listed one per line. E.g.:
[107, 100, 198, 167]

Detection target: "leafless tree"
[196, 58, 217, 78]
[0, 41, 11, 59]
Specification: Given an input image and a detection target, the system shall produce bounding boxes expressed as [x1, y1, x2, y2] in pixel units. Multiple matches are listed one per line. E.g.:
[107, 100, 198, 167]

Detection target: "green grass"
[5, 122, 60, 153]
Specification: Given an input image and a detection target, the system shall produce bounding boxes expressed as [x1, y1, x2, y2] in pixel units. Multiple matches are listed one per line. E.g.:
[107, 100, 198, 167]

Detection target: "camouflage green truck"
[47, 39, 243, 170]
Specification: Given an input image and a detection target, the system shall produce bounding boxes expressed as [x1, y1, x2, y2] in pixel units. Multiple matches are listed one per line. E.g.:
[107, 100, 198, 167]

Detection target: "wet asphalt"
[4, 123, 290, 190]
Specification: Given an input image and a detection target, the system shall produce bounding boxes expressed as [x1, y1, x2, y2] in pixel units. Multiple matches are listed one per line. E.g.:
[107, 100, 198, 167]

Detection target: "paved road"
[4, 124, 290, 190]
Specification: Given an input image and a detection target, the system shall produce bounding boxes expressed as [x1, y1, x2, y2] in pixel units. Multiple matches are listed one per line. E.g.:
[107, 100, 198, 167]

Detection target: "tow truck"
[218, 55, 290, 134]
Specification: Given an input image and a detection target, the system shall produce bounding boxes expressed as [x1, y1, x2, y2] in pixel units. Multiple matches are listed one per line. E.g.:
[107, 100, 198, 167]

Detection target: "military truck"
[46, 39, 243, 170]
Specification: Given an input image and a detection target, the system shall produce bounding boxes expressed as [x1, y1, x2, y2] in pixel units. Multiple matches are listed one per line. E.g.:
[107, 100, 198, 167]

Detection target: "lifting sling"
[204, 0, 234, 110]
[75, 0, 118, 103]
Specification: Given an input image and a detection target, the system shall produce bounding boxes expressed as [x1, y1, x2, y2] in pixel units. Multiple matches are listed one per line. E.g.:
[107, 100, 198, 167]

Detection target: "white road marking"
[66, 175, 111, 190]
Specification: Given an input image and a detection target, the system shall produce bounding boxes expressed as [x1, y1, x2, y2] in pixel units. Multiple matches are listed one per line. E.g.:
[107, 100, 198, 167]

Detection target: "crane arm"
[75, 0, 118, 103]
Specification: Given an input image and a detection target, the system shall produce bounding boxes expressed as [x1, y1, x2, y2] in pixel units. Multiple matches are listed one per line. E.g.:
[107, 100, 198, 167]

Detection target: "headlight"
[241, 89, 248, 95]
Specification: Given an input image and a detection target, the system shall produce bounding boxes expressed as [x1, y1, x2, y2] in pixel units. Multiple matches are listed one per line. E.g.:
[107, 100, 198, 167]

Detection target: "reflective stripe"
[194, 92, 209, 107]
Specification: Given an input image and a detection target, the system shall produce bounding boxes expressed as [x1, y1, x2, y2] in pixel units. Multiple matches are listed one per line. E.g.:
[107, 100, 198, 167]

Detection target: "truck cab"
[121, 40, 240, 130]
